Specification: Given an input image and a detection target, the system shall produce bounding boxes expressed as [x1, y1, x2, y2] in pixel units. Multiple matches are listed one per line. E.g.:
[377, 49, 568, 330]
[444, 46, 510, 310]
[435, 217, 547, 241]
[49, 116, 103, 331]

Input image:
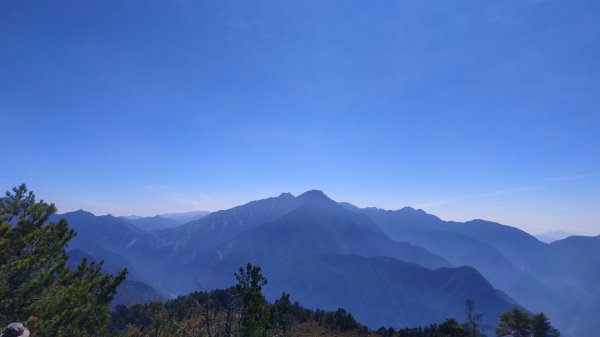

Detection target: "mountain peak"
[64, 209, 96, 217]
[295, 190, 340, 210]
[298, 190, 329, 199]
[298, 189, 329, 199]
[278, 192, 295, 198]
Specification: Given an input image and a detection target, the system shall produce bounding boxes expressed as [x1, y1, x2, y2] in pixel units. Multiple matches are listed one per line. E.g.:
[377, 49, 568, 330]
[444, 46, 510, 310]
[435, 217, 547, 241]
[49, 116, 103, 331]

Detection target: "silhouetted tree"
[464, 299, 485, 337]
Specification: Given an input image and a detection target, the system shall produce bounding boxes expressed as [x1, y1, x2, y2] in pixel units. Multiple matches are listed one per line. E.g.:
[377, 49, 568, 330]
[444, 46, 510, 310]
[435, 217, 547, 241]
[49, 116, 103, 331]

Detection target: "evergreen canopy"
[0, 185, 126, 337]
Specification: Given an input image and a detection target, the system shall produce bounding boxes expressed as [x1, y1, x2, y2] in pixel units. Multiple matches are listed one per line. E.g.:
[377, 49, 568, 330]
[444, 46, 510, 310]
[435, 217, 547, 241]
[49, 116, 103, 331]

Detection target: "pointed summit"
[297, 189, 329, 200]
[296, 189, 339, 209]
[64, 209, 96, 218]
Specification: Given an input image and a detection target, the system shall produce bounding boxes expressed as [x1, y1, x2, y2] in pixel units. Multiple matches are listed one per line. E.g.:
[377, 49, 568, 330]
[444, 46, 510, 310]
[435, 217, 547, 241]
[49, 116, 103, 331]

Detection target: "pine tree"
[235, 263, 269, 337]
[271, 292, 293, 335]
[530, 312, 560, 337]
[0, 184, 126, 336]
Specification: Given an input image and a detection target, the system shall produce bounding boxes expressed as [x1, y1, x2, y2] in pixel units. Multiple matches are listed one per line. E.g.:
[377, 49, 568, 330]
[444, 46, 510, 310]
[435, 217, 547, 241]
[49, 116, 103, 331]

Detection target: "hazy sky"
[1, 0, 599, 235]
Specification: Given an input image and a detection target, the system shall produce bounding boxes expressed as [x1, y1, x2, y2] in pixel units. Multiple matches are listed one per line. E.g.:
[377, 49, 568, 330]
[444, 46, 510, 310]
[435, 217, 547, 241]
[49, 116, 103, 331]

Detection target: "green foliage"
[235, 263, 269, 337]
[497, 307, 530, 337]
[270, 292, 293, 334]
[377, 318, 471, 337]
[438, 318, 469, 337]
[110, 264, 372, 337]
[312, 307, 364, 333]
[496, 308, 559, 337]
[531, 312, 559, 337]
[0, 184, 126, 336]
[109, 263, 561, 337]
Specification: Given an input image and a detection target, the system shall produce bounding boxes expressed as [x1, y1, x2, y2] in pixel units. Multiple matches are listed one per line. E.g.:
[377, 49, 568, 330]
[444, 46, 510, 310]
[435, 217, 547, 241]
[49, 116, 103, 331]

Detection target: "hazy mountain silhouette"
[268, 254, 518, 328]
[123, 215, 180, 231]
[341, 203, 598, 336]
[55, 191, 600, 332]
[66, 249, 163, 308]
[159, 210, 211, 224]
[535, 230, 574, 243]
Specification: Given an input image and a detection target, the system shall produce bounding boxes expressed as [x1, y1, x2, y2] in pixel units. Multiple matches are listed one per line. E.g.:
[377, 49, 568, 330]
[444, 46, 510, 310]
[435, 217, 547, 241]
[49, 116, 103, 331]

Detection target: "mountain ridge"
[52, 190, 600, 336]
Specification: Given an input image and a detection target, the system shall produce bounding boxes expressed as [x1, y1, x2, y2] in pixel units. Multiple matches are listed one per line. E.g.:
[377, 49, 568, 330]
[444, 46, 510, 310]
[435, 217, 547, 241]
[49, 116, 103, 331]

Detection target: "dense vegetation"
[0, 185, 126, 336]
[110, 271, 560, 337]
[1, 186, 560, 337]
[110, 264, 297, 337]
[111, 291, 475, 337]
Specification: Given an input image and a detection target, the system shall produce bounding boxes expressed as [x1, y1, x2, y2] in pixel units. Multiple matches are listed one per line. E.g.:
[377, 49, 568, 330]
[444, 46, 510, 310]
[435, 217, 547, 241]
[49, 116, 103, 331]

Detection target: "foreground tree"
[496, 307, 531, 337]
[496, 308, 559, 337]
[530, 312, 560, 337]
[270, 292, 293, 335]
[235, 263, 269, 337]
[0, 184, 126, 336]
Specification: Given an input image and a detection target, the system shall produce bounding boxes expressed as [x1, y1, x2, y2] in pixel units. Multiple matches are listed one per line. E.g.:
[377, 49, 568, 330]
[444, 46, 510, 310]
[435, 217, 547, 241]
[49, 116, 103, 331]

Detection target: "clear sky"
[1, 0, 599, 235]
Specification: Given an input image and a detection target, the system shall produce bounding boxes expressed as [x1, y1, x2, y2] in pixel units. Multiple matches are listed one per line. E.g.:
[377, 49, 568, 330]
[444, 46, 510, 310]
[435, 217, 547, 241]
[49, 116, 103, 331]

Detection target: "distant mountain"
[159, 211, 211, 224]
[176, 199, 450, 290]
[53, 192, 600, 336]
[53, 191, 541, 331]
[155, 191, 449, 293]
[123, 215, 181, 231]
[342, 206, 562, 318]
[341, 203, 600, 337]
[269, 254, 518, 328]
[110, 280, 163, 309]
[119, 211, 211, 231]
[158, 192, 513, 329]
[53, 210, 173, 289]
[157, 190, 374, 264]
[548, 235, 600, 290]
[66, 249, 163, 308]
[54, 210, 151, 254]
[55, 191, 518, 329]
[535, 230, 574, 243]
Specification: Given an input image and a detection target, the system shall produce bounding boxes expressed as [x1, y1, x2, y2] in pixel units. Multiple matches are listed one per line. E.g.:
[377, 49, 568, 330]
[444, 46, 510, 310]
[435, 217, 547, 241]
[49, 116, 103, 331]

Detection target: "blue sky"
[1, 0, 599, 235]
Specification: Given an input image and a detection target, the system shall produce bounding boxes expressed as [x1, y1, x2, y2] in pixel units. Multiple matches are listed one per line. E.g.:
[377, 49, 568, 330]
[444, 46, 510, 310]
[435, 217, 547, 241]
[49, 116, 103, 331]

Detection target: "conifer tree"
[0, 184, 126, 336]
[531, 312, 560, 337]
[235, 263, 269, 337]
[271, 292, 293, 335]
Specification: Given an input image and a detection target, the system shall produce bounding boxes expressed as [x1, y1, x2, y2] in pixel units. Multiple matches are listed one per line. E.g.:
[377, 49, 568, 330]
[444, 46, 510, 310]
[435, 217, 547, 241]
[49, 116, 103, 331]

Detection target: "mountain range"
[534, 230, 574, 243]
[120, 211, 211, 231]
[54, 190, 599, 336]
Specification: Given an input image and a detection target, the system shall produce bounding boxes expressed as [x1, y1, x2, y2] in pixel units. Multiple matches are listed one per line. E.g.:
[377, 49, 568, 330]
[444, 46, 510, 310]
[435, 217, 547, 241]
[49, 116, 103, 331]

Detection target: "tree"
[271, 292, 293, 335]
[0, 184, 126, 336]
[530, 312, 559, 337]
[223, 288, 243, 337]
[496, 309, 560, 337]
[496, 307, 531, 337]
[439, 318, 469, 337]
[464, 299, 485, 337]
[235, 263, 269, 337]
